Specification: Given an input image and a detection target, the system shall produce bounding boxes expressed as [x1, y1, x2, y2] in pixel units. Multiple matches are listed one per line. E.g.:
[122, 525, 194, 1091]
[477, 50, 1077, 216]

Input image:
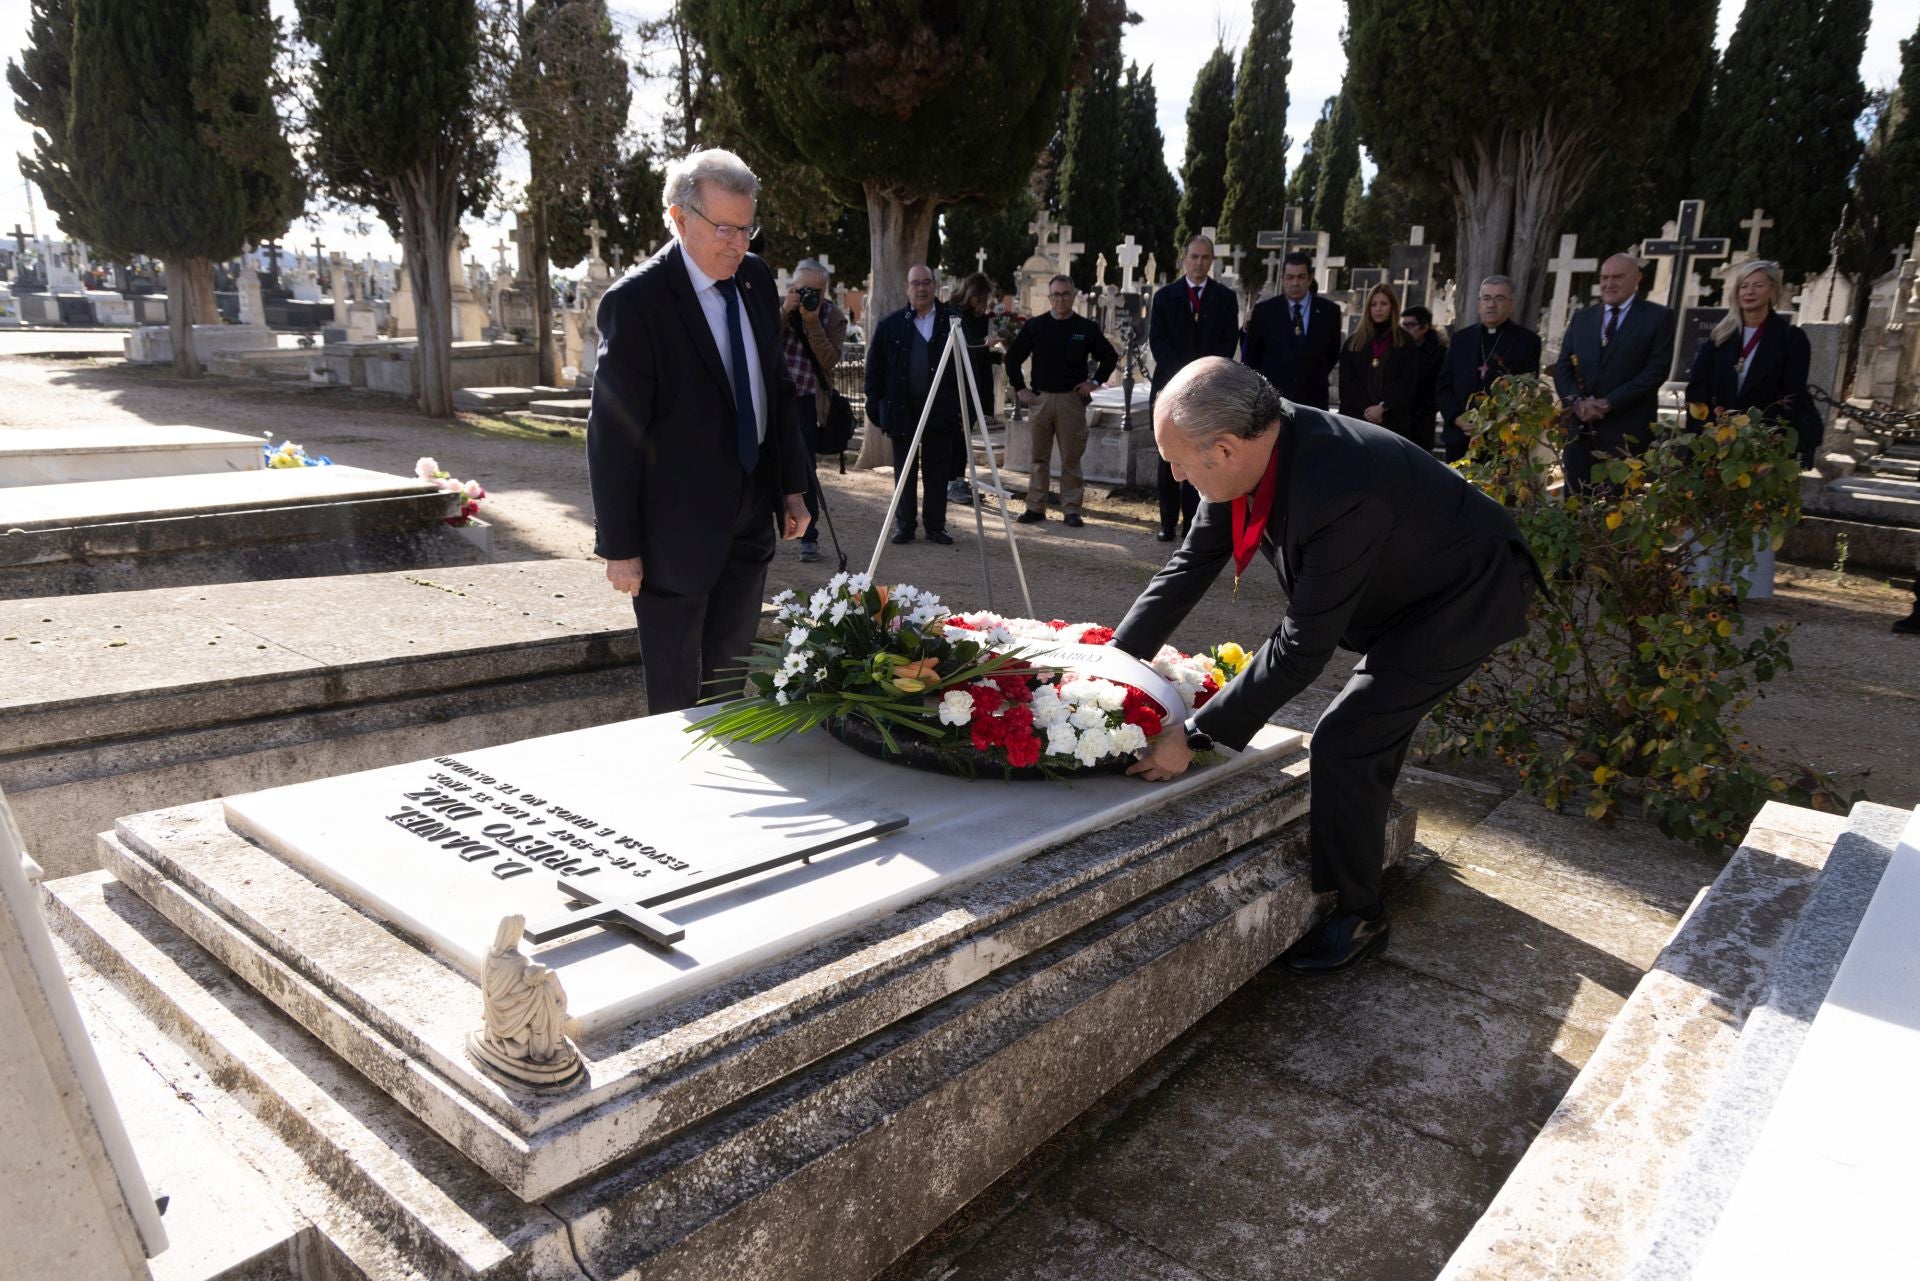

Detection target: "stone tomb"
[45, 707, 1416, 1277]
[0, 424, 264, 487]
[1004, 385, 1160, 488]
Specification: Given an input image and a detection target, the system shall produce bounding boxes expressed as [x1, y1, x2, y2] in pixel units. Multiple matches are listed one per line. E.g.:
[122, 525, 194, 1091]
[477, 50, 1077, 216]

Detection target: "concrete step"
[452, 385, 578, 411]
[1782, 514, 1920, 574]
[1627, 800, 1911, 1280]
[527, 397, 589, 419]
[1862, 454, 1920, 480]
[1437, 801, 1848, 1281]
[0, 425, 264, 487]
[1803, 475, 1920, 525]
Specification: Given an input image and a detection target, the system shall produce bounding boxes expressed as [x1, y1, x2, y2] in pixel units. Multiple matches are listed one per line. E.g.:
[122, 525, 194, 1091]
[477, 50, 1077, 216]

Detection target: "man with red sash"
[1114, 357, 1543, 973]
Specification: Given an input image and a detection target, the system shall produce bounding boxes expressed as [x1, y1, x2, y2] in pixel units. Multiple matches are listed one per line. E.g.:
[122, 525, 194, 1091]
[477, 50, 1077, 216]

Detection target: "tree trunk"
[1449, 117, 1602, 335]
[166, 257, 203, 378]
[532, 198, 558, 385]
[192, 259, 219, 324]
[395, 157, 461, 418]
[853, 184, 940, 469]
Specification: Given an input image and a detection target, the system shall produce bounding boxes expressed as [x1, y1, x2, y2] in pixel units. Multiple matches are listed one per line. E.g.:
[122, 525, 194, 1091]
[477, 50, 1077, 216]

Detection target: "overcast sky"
[2, 0, 1916, 267]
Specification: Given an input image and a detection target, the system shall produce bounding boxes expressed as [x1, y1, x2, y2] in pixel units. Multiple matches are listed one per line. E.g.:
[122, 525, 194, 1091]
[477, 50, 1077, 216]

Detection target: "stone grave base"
[0, 424, 264, 486]
[305, 339, 539, 398]
[45, 741, 1412, 1280]
[1002, 401, 1160, 489]
[124, 323, 278, 366]
[207, 347, 321, 382]
[0, 560, 642, 880]
[0, 464, 481, 599]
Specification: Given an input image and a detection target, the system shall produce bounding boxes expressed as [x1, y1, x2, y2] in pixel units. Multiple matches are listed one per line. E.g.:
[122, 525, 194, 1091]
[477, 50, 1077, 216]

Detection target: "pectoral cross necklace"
[1477, 326, 1504, 381]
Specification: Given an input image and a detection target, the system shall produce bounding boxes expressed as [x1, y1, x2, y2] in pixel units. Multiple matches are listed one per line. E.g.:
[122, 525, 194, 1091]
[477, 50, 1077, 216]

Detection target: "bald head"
[1598, 253, 1642, 306]
[1152, 358, 1287, 504]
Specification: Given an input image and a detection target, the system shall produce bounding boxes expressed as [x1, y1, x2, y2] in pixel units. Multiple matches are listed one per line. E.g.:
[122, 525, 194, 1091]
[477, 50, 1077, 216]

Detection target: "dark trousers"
[889, 423, 955, 535]
[795, 394, 820, 543]
[1442, 421, 1470, 463]
[1308, 650, 1491, 912]
[1156, 459, 1199, 535]
[1563, 429, 1648, 497]
[631, 463, 776, 715]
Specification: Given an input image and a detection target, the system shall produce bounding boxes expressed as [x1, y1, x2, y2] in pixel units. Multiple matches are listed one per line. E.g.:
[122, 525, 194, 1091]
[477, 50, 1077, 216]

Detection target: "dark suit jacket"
[1683, 313, 1822, 466]
[1553, 299, 1677, 453]
[1113, 407, 1542, 750]
[585, 243, 807, 596]
[1148, 277, 1240, 399]
[1337, 339, 1421, 440]
[864, 303, 964, 434]
[1243, 293, 1343, 410]
[1436, 323, 1543, 429]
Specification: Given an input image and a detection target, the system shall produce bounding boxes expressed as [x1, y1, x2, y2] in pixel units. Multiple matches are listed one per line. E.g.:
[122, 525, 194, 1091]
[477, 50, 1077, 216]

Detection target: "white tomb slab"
[0, 425, 265, 487]
[1693, 806, 1920, 1280]
[222, 711, 1304, 1034]
[0, 464, 435, 531]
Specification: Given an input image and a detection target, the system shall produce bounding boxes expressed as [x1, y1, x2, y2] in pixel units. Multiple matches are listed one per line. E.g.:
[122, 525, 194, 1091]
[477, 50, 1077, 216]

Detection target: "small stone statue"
[467, 915, 583, 1089]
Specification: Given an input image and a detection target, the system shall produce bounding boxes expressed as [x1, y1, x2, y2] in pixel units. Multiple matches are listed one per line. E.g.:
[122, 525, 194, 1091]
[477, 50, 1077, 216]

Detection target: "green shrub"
[1423, 375, 1857, 854]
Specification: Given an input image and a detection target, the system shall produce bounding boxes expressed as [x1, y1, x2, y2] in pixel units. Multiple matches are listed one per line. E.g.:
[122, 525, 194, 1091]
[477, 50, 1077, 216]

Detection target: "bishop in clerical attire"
[1435, 274, 1542, 461]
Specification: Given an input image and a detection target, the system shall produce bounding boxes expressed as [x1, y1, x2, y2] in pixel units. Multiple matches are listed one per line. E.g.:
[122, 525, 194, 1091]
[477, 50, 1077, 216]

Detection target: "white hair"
[794, 257, 829, 283]
[661, 148, 759, 231]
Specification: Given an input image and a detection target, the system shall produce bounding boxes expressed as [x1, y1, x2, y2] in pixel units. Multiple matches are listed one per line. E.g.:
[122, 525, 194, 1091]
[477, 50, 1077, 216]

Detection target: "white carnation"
[1060, 677, 1102, 704]
[1093, 681, 1127, 711]
[1046, 723, 1080, 756]
[937, 689, 975, 726]
[1074, 726, 1113, 765]
[774, 689, 790, 706]
[1070, 702, 1108, 731]
[1111, 723, 1148, 754]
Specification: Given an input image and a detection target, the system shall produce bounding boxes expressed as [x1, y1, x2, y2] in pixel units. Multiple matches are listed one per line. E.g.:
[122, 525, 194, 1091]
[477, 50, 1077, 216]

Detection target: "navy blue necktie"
[714, 277, 758, 474]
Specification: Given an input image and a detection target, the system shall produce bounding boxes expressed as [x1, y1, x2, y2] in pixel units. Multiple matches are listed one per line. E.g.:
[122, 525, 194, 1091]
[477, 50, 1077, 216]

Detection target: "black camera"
[797, 286, 821, 311]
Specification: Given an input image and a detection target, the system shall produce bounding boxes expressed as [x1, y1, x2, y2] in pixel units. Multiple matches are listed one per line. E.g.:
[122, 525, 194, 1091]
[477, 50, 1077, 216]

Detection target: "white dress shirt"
[912, 306, 937, 343]
[681, 247, 767, 442]
[1599, 294, 1635, 342]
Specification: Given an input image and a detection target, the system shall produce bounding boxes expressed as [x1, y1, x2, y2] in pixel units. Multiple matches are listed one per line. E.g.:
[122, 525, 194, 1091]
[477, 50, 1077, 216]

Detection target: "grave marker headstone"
[1545, 233, 1598, 344]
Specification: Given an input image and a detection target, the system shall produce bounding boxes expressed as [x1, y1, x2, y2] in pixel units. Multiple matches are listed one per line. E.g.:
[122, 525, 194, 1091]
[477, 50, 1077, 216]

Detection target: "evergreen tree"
[1118, 64, 1180, 275]
[1313, 88, 1360, 255]
[1695, 0, 1869, 281]
[297, 0, 501, 417]
[942, 189, 1037, 293]
[1564, 74, 1704, 272]
[1879, 17, 1920, 244]
[1346, 0, 1714, 321]
[547, 149, 663, 268]
[1217, 0, 1291, 246]
[1345, 164, 1454, 282]
[1176, 42, 1234, 248]
[8, 0, 101, 248]
[1058, 14, 1125, 288]
[69, 0, 300, 376]
[512, 0, 631, 384]
[687, 0, 1110, 326]
[1285, 97, 1334, 215]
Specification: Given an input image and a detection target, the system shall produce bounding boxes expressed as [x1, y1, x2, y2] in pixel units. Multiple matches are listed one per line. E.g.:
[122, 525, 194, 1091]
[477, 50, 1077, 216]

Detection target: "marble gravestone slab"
[0, 425, 264, 487]
[223, 712, 1304, 1035]
[0, 464, 434, 530]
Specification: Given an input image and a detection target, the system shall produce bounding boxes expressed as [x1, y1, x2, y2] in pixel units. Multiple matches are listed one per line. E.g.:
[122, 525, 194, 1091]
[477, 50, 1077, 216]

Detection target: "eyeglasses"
[684, 203, 759, 242]
[1047, 290, 1075, 298]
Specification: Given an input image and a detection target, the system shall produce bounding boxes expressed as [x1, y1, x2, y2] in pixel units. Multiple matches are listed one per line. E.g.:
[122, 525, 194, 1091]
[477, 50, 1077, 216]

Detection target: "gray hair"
[794, 257, 829, 284]
[1479, 274, 1515, 294]
[1184, 235, 1215, 255]
[661, 148, 759, 230]
[1157, 357, 1284, 445]
[1711, 259, 1784, 343]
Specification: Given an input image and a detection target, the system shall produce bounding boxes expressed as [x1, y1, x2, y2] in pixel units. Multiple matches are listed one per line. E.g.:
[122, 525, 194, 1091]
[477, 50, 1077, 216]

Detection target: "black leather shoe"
[890, 530, 914, 545]
[1063, 513, 1084, 528]
[1281, 909, 1389, 975]
[1016, 510, 1045, 524]
[927, 530, 954, 545]
[1156, 529, 1176, 542]
[1894, 608, 1920, 635]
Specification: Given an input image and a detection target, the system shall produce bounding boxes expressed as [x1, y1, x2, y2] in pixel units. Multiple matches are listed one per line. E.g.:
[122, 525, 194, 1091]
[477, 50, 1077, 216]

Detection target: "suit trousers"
[889, 422, 954, 535]
[1308, 649, 1493, 913]
[1024, 391, 1089, 515]
[631, 461, 777, 715]
[1562, 427, 1648, 497]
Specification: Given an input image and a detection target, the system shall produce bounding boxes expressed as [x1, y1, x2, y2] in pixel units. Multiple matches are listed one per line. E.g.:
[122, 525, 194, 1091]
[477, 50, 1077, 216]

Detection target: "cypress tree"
[1695, 0, 1869, 281]
[1217, 0, 1292, 247]
[297, 0, 500, 418]
[1118, 64, 1180, 275]
[1176, 42, 1234, 249]
[1058, 15, 1124, 289]
[68, 0, 299, 376]
[942, 189, 1037, 292]
[8, 0, 101, 248]
[1313, 88, 1360, 253]
[1347, 0, 1714, 321]
[1285, 96, 1334, 216]
[1564, 73, 1704, 270]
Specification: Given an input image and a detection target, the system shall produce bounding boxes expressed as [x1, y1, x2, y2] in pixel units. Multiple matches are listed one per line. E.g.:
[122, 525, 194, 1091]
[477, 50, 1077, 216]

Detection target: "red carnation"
[1193, 673, 1219, 708]
[993, 671, 1033, 702]
[1048, 619, 1068, 630]
[971, 716, 1006, 750]
[1005, 731, 1041, 768]
[1082, 626, 1115, 645]
[1002, 704, 1035, 735]
[968, 681, 1005, 715]
[946, 617, 976, 630]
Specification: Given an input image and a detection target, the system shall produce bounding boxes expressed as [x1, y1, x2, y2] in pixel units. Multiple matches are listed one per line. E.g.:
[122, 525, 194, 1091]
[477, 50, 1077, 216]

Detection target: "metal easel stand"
[866, 316, 1035, 618]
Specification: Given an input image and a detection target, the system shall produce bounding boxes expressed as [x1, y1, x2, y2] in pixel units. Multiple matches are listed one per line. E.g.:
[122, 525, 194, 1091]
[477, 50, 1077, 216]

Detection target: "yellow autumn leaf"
[1605, 511, 1623, 530]
[1592, 765, 1616, 785]
[1715, 620, 1733, 637]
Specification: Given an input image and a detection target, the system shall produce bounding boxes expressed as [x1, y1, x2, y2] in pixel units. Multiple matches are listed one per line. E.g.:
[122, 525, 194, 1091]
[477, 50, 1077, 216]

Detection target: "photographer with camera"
[780, 258, 848, 562]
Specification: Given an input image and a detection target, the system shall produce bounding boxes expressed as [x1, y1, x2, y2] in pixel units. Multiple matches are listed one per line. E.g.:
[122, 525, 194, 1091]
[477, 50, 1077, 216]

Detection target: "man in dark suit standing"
[1116, 357, 1541, 973]
[1553, 253, 1677, 491]
[1243, 251, 1342, 412]
[587, 148, 809, 715]
[1148, 236, 1240, 541]
[864, 264, 963, 545]
[1436, 275, 1542, 461]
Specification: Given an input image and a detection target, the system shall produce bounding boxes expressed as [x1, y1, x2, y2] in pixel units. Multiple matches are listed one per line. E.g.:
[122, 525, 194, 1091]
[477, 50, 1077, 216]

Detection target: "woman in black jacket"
[1338, 283, 1419, 439]
[947, 271, 1001, 502]
[1684, 258, 1821, 467]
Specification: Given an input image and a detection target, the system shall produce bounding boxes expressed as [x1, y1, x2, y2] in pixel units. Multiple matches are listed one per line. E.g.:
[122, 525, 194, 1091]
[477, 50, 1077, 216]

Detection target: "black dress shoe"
[1156, 529, 1176, 542]
[1282, 909, 1389, 976]
[1894, 608, 1920, 635]
[1063, 513, 1084, 528]
[927, 530, 954, 545]
[1016, 510, 1045, 524]
[890, 530, 914, 545]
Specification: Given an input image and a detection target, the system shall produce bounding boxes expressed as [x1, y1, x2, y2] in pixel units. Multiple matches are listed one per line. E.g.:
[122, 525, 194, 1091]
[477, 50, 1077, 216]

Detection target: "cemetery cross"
[1739, 208, 1774, 259]
[1641, 199, 1730, 316]
[1115, 235, 1142, 293]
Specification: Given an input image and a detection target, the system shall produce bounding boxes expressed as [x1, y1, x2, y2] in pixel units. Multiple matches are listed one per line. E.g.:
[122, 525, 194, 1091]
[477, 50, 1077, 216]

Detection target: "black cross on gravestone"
[1641, 199, 1729, 317]
[521, 812, 909, 949]
[1255, 204, 1321, 260]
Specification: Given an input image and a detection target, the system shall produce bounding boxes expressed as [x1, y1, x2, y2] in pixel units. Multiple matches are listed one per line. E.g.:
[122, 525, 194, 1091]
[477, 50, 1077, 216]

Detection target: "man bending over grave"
[1114, 358, 1544, 973]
